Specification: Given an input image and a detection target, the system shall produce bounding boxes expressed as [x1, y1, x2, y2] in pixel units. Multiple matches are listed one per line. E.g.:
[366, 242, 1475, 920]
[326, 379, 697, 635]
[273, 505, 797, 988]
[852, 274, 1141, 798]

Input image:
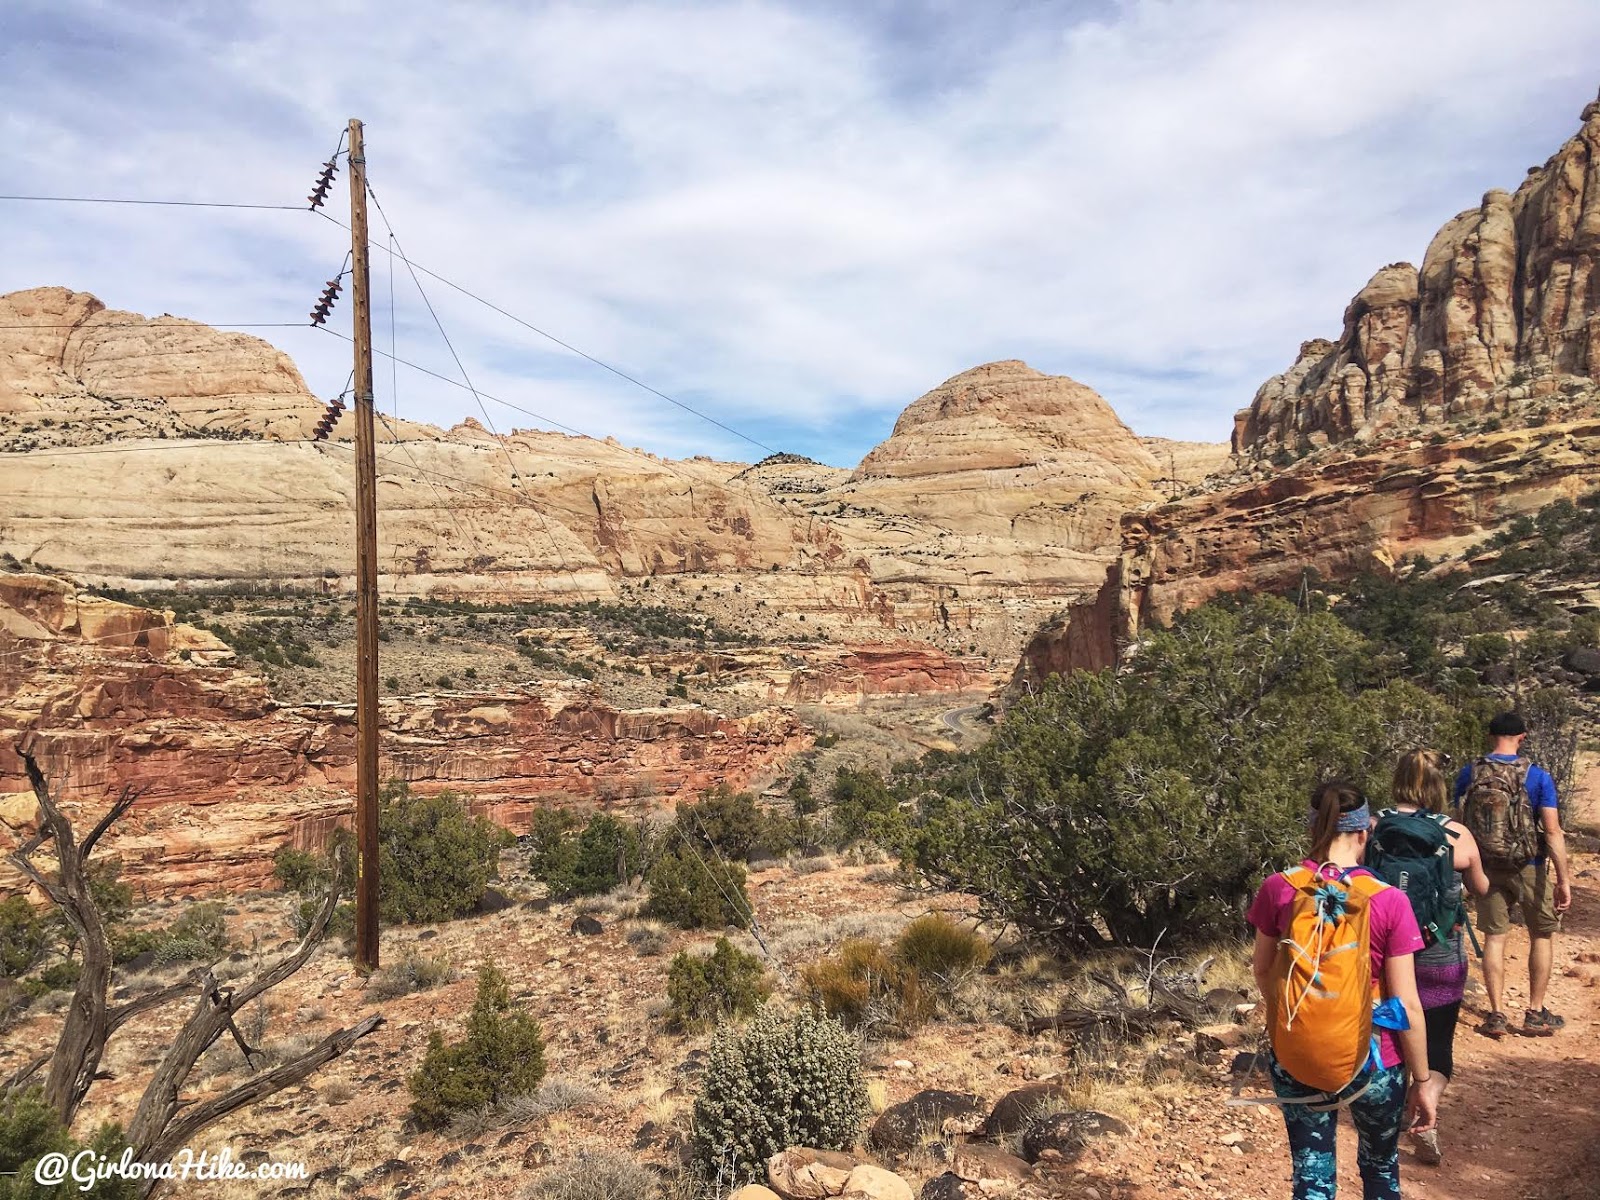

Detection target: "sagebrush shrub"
[408, 961, 545, 1129]
[691, 1006, 867, 1183]
[646, 847, 750, 930]
[153, 902, 231, 965]
[800, 939, 932, 1031]
[666, 938, 771, 1028]
[525, 1148, 659, 1200]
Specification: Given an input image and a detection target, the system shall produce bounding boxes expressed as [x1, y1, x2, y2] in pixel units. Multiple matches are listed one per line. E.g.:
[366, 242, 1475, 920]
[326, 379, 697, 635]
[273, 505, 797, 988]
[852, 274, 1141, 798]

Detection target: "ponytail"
[1308, 780, 1368, 862]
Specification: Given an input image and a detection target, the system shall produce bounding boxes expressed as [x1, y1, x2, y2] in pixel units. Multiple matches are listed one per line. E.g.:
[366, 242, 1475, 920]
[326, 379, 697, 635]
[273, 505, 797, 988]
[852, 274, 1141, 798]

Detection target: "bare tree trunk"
[9, 747, 134, 1122]
[9, 747, 383, 1190]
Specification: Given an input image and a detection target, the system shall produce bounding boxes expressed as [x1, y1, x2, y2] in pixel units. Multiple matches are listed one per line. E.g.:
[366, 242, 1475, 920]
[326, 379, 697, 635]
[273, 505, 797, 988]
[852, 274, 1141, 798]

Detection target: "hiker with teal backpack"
[1452, 711, 1574, 1039]
[1247, 781, 1434, 1200]
[1364, 750, 1489, 1167]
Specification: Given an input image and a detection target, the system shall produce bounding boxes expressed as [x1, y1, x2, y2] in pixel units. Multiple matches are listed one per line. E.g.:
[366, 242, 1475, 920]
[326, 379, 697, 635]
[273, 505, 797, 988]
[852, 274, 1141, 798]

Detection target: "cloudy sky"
[4, 1, 1599, 466]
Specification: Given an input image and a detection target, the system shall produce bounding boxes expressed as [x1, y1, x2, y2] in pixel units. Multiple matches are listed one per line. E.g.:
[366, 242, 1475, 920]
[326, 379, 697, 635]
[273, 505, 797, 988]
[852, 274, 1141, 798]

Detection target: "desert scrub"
[409, 961, 546, 1129]
[894, 914, 992, 983]
[152, 902, 231, 965]
[800, 939, 933, 1032]
[367, 951, 457, 1000]
[646, 847, 751, 930]
[524, 1147, 659, 1200]
[692, 1007, 867, 1183]
[626, 921, 670, 956]
[665, 938, 771, 1028]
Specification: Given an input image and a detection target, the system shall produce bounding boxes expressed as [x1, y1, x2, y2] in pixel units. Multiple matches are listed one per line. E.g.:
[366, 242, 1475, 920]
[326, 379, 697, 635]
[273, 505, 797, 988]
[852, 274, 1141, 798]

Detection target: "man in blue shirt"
[1453, 711, 1573, 1039]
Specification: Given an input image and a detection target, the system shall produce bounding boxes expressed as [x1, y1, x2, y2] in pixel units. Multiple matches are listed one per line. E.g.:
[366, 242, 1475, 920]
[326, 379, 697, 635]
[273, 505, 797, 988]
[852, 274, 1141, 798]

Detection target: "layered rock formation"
[1, 299, 1221, 660]
[1235, 90, 1600, 452]
[1023, 414, 1600, 683]
[0, 574, 807, 894]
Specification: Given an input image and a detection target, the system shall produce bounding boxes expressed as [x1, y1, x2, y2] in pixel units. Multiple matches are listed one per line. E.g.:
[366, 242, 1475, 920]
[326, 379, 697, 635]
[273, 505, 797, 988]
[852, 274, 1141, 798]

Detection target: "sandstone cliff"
[1, 300, 1219, 660]
[0, 573, 808, 895]
[1235, 90, 1600, 452]
[1021, 417, 1600, 684]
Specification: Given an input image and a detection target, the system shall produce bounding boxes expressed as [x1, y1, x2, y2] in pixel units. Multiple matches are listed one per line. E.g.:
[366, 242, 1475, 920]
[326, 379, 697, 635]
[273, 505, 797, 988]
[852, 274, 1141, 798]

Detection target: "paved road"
[939, 703, 984, 739]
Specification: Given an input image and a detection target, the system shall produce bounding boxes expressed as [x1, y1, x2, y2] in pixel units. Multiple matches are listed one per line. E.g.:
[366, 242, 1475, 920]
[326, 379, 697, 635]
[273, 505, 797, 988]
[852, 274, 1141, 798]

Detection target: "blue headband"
[1309, 802, 1370, 833]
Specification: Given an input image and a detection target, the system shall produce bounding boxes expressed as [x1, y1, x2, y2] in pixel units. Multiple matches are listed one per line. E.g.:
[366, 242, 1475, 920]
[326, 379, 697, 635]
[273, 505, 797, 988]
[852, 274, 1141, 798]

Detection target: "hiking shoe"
[1480, 1011, 1509, 1039]
[1524, 1007, 1566, 1036]
[1412, 1128, 1442, 1167]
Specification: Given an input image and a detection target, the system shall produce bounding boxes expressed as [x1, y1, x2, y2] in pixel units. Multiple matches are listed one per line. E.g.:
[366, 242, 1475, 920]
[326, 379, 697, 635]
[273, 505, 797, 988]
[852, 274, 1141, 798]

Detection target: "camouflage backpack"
[1460, 757, 1538, 871]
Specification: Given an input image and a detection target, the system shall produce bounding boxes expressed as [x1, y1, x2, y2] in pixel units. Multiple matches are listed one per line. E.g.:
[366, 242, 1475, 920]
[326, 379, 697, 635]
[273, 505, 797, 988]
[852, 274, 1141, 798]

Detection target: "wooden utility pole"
[348, 118, 381, 970]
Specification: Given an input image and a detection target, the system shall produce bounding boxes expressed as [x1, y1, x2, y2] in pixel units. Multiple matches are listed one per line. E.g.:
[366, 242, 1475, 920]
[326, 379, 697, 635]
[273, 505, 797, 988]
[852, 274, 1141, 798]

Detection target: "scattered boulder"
[475, 887, 513, 914]
[982, 1084, 1069, 1138]
[919, 1175, 971, 1200]
[1194, 1024, 1248, 1054]
[949, 1143, 1032, 1189]
[733, 1187, 785, 1200]
[1202, 986, 1247, 1014]
[1018, 1110, 1130, 1164]
[841, 1164, 914, 1200]
[570, 914, 604, 936]
[766, 1147, 864, 1199]
[1563, 646, 1600, 676]
[872, 1090, 987, 1153]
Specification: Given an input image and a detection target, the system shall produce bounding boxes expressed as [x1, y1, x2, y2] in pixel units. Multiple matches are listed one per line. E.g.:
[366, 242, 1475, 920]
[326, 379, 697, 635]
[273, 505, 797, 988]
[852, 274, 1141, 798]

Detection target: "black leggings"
[1424, 1001, 1460, 1080]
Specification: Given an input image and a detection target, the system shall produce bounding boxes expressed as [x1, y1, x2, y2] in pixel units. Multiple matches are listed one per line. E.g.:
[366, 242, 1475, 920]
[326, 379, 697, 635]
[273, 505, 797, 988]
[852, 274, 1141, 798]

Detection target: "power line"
[313, 209, 779, 455]
[0, 322, 310, 330]
[0, 195, 304, 211]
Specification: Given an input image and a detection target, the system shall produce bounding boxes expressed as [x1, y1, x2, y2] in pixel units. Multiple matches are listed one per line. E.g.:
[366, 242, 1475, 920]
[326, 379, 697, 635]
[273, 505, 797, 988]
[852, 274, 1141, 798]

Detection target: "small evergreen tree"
[408, 961, 546, 1128]
[666, 938, 771, 1027]
[646, 847, 750, 930]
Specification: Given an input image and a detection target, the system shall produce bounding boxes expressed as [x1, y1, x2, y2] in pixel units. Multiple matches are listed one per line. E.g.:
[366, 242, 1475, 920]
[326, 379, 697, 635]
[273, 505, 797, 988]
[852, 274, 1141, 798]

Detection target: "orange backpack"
[1267, 865, 1385, 1095]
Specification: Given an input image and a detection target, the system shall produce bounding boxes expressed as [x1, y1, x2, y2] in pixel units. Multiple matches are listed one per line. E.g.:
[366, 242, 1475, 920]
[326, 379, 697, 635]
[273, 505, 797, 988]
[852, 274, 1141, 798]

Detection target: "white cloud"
[2, 0, 1598, 462]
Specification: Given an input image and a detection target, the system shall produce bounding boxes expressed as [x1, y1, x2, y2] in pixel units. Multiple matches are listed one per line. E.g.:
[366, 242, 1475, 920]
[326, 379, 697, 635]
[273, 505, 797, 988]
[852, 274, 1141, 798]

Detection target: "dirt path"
[1076, 767, 1600, 1200]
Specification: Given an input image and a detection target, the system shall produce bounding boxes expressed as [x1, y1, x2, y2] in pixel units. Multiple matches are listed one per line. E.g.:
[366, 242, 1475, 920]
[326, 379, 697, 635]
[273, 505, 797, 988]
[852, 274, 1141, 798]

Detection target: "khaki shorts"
[1477, 862, 1558, 937]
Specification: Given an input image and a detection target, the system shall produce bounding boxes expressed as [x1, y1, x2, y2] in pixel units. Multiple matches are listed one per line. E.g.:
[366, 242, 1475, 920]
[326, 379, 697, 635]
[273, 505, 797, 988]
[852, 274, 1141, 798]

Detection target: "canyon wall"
[1235, 91, 1600, 452]
[0, 574, 808, 895]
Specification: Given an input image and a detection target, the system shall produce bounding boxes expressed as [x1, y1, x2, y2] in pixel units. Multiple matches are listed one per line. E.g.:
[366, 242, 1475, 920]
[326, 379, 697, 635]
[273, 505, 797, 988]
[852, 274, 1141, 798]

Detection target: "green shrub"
[675, 786, 796, 861]
[909, 596, 1482, 949]
[377, 784, 513, 924]
[273, 782, 511, 929]
[153, 902, 230, 964]
[531, 814, 644, 900]
[408, 961, 546, 1129]
[691, 1006, 867, 1184]
[800, 939, 932, 1031]
[827, 768, 908, 850]
[526, 809, 581, 893]
[0, 898, 55, 979]
[646, 847, 750, 930]
[665, 938, 771, 1028]
[0, 1087, 135, 1200]
[893, 914, 992, 983]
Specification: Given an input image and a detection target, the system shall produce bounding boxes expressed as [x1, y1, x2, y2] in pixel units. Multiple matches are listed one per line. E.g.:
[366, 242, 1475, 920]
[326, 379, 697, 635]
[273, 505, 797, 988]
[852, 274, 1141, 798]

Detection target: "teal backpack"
[1363, 809, 1460, 947]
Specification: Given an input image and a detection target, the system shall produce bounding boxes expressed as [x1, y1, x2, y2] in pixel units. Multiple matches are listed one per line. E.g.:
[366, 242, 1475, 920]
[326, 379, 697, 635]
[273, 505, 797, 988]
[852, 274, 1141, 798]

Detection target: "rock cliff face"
[0, 574, 807, 895]
[0, 303, 1221, 660]
[1026, 419, 1600, 679]
[1235, 91, 1600, 452]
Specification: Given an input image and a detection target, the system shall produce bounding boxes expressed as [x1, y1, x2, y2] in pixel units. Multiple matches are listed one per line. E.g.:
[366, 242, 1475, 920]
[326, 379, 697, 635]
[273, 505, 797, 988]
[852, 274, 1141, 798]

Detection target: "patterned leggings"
[1269, 1056, 1408, 1200]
